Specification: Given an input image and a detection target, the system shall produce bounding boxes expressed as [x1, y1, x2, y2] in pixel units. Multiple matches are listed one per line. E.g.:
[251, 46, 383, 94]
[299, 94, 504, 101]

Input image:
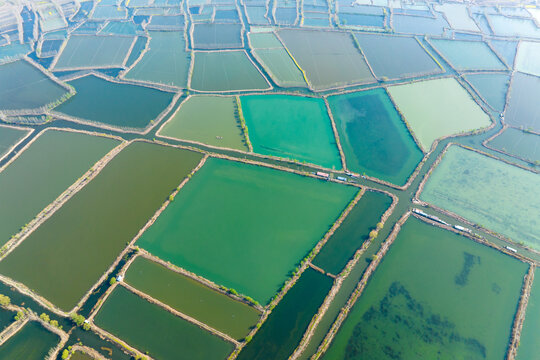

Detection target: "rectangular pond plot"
[215, 9, 241, 23]
[0, 321, 60, 360]
[0, 129, 119, 246]
[249, 32, 283, 49]
[0, 142, 204, 311]
[0, 125, 29, 159]
[429, 39, 506, 71]
[125, 256, 261, 339]
[147, 15, 185, 30]
[192, 23, 243, 49]
[487, 127, 540, 164]
[245, 6, 270, 24]
[55, 75, 175, 130]
[0, 42, 31, 64]
[420, 145, 540, 251]
[253, 48, 307, 87]
[159, 95, 248, 151]
[515, 41, 540, 77]
[487, 15, 540, 39]
[39, 39, 64, 58]
[136, 158, 357, 304]
[464, 73, 510, 113]
[391, 13, 449, 36]
[240, 94, 342, 169]
[278, 29, 375, 91]
[353, 33, 440, 81]
[0, 60, 67, 111]
[387, 78, 491, 152]
[328, 88, 424, 185]
[322, 216, 528, 360]
[91, 5, 128, 20]
[95, 286, 234, 360]
[505, 72, 540, 133]
[433, 3, 479, 32]
[237, 268, 333, 360]
[516, 268, 540, 360]
[489, 39, 518, 67]
[99, 21, 142, 36]
[313, 191, 392, 275]
[190, 51, 270, 91]
[53, 35, 135, 70]
[124, 31, 190, 88]
[338, 13, 385, 28]
[275, 7, 297, 25]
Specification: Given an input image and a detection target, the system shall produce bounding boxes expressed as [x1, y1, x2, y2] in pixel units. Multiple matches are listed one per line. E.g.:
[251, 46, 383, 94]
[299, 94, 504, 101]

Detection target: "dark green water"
[137, 158, 356, 304]
[313, 191, 392, 275]
[516, 268, 540, 360]
[125, 256, 260, 339]
[70, 351, 95, 360]
[0, 60, 67, 110]
[465, 73, 510, 112]
[0, 142, 203, 311]
[328, 88, 423, 185]
[322, 217, 527, 359]
[0, 307, 14, 331]
[95, 286, 234, 360]
[0, 321, 59, 359]
[0, 129, 119, 246]
[237, 268, 333, 360]
[55, 75, 176, 129]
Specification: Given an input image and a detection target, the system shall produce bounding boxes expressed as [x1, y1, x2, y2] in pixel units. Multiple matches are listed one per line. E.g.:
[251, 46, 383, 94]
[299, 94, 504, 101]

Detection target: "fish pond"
[353, 33, 441, 80]
[70, 351, 96, 360]
[0, 129, 119, 246]
[53, 35, 135, 70]
[124, 256, 261, 339]
[487, 127, 540, 164]
[0, 60, 67, 111]
[158, 95, 247, 151]
[55, 75, 176, 130]
[240, 94, 342, 169]
[192, 23, 243, 49]
[312, 190, 392, 275]
[505, 72, 540, 133]
[124, 31, 190, 88]
[0, 125, 29, 159]
[136, 158, 357, 304]
[516, 267, 540, 360]
[237, 268, 333, 360]
[0, 321, 59, 360]
[514, 41, 540, 77]
[420, 145, 540, 250]
[322, 216, 527, 360]
[190, 51, 270, 91]
[277, 29, 375, 90]
[95, 286, 234, 360]
[387, 78, 491, 152]
[0, 142, 203, 311]
[464, 73, 510, 112]
[328, 88, 424, 185]
[429, 39, 506, 71]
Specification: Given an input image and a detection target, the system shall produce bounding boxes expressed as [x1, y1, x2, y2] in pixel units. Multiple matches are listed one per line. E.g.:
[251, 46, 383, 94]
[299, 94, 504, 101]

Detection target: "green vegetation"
[240, 94, 342, 169]
[137, 158, 356, 304]
[323, 216, 527, 359]
[0, 60, 68, 110]
[388, 78, 491, 151]
[124, 256, 261, 339]
[158, 95, 248, 151]
[0, 142, 203, 311]
[55, 75, 176, 130]
[328, 88, 424, 185]
[0, 129, 119, 246]
[95, 286, 234, 360]
[420, 146, 540, 250]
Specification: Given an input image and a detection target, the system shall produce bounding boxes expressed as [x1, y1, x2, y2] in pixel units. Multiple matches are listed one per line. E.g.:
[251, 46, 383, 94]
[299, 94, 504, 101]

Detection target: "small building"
[316, 171, 330, 179]
[116, 275, 124, 282]
[505, 246, 517, 253]
[336, 176, 347, 182]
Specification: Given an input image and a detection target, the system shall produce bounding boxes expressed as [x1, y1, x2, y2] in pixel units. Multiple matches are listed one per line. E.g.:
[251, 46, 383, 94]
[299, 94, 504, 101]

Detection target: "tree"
[369, 230, 378, 239]
[0, 294, 10, 306]
[83, 322, 91, 331]
[109, 277, 117, 285]
[40, 313, 50, 323]
[14, 311, 24, 321]
[50, 320, 59, 328]
[376, 222, 384, 230]
[61, 349, 69, 360]
[70, 313, 85, 327]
